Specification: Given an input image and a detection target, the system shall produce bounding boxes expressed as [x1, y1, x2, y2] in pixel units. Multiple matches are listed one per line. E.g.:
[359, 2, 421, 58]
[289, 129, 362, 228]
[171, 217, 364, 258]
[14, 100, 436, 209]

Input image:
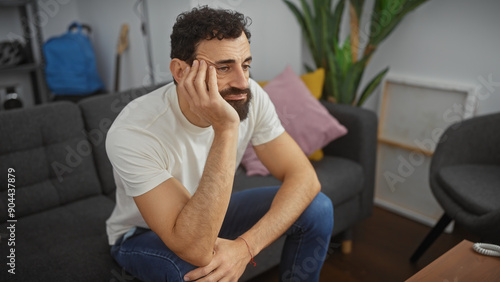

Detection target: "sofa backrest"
[0, 102, 102, 222]
[78, 86, 156, 197]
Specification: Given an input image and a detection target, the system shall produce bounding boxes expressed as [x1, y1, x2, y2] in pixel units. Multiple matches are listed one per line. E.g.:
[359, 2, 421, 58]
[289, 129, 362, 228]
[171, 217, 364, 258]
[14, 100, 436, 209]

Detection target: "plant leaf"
[337, 36, 352, 78]
[304, 64, 316, 73]
[283, 0, 317, 66]
[319, 7, 329, 69]
[283, 0, 427, 105]
[356, 66, 389, 106]
[284, 0, 328, 68]
[369, 0, 430, 47]
[340, 55, 369, 104]
[325, 47, 340, 101]
[330, 0, 345, 49]
[300, 0, 318, 57]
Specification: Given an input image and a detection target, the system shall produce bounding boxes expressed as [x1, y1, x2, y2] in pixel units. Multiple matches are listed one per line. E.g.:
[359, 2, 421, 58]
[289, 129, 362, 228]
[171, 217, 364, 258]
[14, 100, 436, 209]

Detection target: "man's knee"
[304, 192, 334, 234]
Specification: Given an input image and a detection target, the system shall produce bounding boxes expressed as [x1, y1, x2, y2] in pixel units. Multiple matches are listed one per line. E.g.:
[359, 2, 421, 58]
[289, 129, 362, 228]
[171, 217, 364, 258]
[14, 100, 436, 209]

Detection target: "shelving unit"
[0, 0, 47, 108]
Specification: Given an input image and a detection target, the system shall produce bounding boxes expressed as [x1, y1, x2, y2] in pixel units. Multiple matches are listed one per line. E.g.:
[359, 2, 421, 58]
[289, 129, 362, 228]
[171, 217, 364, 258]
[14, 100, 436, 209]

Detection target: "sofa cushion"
[258, 68, 325, 99]
[437, 164, 500, 215]
[241, 66, 347, 176]
[234, 156, 363, 206]
[79, 86, 155, 196]
[259, 68, 326, 162]
[0, 196, 117, 281]
[299, 67, 325, 100]
[312, 156, 364, 205]
[0, 102, 101, 222]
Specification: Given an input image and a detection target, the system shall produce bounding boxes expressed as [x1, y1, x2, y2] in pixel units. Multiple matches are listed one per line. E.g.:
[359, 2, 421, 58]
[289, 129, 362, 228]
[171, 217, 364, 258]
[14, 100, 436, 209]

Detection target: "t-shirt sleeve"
[106, 126, 172, 197]
[249, 80, 285, 146]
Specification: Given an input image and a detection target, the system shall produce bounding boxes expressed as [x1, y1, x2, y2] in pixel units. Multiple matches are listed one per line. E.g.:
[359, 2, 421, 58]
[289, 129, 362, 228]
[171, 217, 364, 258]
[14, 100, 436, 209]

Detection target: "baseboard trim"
[374, 197, 454, 233]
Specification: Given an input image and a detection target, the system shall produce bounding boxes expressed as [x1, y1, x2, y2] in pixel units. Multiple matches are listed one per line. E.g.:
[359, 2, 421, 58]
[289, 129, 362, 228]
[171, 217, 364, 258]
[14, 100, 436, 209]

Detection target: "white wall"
[238, 0, 303, 81]
[360, 0, 500, 116]
[38, 0, 303, 92]
[40, 0, 80, 40]
[147, 0, 191, 85]
[75, 0, 151, 92]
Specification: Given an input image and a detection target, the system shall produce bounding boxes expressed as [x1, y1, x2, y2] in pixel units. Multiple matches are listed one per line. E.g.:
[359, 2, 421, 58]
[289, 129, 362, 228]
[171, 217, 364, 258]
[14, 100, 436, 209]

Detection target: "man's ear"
[170, 59, 189, 84]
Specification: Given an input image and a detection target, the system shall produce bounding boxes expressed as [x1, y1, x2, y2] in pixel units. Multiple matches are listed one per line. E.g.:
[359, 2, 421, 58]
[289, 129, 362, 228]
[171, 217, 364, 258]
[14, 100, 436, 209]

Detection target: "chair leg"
[341, 240, 353, 254]
[410, 213, 453, 263]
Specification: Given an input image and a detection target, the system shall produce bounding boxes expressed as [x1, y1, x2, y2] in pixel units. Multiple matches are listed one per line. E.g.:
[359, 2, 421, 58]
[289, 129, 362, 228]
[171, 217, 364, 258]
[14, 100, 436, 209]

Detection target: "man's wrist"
[212, 124, 240, 144]
[238, 236, 256, 267]
[212, 121, 239, 134]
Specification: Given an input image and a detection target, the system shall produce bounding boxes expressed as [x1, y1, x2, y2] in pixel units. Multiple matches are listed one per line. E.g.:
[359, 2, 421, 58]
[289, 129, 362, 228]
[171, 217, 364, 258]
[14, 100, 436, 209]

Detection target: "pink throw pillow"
[242, 66, 348, 176]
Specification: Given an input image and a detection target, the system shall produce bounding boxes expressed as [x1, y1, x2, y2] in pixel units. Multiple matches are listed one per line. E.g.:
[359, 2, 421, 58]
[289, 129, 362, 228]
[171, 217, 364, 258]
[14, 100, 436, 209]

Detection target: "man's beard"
[220, 87, 252, 121]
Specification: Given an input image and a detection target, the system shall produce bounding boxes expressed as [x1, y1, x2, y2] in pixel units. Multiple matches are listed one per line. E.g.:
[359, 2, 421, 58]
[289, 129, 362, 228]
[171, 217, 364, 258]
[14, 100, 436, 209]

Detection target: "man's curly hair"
[170, 6, 252, 64]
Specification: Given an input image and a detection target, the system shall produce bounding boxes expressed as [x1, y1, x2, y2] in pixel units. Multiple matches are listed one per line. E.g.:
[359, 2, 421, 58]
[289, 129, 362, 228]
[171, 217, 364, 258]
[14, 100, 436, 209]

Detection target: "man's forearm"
[173, 127, 239, 262]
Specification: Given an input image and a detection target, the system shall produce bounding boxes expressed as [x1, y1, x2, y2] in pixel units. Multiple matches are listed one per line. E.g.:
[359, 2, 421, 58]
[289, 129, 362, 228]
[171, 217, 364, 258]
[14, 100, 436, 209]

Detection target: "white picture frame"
[375, 74, 477, 230]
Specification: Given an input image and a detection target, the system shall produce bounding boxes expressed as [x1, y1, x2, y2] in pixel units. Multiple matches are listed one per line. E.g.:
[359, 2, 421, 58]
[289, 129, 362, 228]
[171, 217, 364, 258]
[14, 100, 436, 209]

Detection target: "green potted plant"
[283, 0, 430, 105]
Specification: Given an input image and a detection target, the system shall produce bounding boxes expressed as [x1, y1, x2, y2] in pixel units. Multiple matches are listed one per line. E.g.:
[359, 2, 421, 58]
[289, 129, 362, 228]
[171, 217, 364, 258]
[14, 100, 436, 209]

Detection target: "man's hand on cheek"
[184, 238, 251, 282]
[178, 60, 240, 131]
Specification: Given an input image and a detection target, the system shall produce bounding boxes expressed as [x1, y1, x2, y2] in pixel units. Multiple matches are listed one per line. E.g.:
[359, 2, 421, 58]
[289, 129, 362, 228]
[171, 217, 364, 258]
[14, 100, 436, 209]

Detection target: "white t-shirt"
[105, 79, 284, 245]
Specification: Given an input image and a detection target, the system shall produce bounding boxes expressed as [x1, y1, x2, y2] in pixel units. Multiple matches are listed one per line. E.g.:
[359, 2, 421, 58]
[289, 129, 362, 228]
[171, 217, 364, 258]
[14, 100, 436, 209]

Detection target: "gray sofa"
[0, 85, 377, 281]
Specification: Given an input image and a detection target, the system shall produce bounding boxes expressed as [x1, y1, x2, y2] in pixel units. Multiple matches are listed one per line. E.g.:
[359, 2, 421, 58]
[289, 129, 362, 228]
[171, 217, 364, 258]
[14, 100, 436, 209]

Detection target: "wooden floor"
[249, 206, 479, 282]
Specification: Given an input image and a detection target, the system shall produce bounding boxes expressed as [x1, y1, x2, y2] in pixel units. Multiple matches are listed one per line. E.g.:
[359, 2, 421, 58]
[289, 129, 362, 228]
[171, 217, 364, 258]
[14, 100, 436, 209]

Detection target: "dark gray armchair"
[410, 112, 500, 262]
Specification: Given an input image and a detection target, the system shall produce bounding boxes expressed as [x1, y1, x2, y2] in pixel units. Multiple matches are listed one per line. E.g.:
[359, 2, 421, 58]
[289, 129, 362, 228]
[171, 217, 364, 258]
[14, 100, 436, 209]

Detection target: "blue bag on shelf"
[43, 22, 105, 95]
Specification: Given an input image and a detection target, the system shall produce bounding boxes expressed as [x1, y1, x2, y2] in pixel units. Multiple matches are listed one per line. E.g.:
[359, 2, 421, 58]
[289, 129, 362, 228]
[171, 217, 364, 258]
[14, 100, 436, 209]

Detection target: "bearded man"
[105, 6, 333, 282]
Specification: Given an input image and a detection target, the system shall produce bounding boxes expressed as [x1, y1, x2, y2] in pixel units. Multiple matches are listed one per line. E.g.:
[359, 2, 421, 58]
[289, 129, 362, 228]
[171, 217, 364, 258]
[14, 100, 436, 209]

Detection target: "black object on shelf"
[0, 40, 28, 68]
[3, 86, 23, 110]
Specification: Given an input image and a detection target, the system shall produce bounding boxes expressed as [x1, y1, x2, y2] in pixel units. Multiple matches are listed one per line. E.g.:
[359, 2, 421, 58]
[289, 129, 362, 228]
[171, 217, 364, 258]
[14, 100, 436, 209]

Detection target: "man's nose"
[229, 66, 249, 90]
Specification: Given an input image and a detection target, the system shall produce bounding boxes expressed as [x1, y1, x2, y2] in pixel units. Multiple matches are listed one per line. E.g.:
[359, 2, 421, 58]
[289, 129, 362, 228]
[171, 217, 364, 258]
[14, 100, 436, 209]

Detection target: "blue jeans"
[111, 186, 334, 282]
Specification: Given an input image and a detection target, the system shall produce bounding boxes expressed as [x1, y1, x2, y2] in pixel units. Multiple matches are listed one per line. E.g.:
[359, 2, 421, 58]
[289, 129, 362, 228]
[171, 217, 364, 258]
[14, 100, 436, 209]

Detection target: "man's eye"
[217, 66, 230, 73]
[243, 65, 251, 71]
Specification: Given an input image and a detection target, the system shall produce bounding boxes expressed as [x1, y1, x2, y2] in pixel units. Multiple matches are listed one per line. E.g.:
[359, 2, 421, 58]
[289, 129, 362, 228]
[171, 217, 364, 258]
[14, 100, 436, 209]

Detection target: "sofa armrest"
[321, 101, 378, 219]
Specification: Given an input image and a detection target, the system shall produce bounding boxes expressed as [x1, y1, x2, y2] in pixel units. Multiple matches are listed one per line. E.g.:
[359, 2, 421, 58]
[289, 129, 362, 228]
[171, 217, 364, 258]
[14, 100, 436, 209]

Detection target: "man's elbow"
[174, 243, 214, 267]
[311, 176, 321, 196]
[292, 166, 321, 199]
[180, 253, 213, 267]
[305, 165, 321, 198]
